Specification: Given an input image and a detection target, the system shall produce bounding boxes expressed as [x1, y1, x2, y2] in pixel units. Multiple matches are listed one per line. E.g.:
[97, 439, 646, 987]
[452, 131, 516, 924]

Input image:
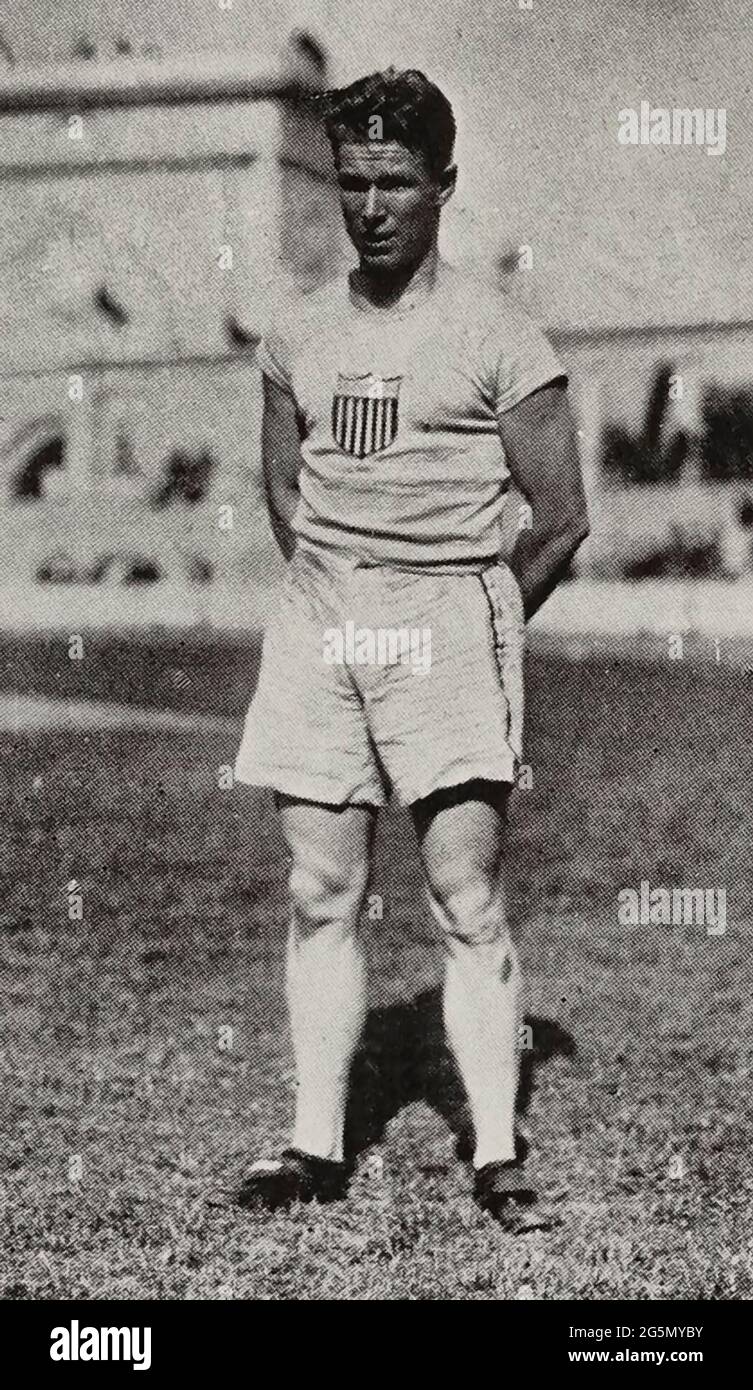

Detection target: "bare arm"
[497, 381, 589, 621]
[261, 374, 304, 562]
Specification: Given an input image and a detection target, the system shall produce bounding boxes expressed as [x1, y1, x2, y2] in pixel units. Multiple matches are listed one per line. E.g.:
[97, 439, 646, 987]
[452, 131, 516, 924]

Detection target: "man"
[234, 68, 589, 1223]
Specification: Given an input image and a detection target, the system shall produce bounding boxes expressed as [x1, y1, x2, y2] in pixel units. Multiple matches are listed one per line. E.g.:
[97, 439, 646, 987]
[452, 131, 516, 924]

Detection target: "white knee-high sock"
[286, 918, 367, 1163]
[443, 934, 521, 1169]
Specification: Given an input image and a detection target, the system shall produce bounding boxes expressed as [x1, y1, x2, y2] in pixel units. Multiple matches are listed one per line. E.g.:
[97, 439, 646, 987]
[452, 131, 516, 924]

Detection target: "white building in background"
[1, 27, 752, 594]
[0, 34, 343, 588]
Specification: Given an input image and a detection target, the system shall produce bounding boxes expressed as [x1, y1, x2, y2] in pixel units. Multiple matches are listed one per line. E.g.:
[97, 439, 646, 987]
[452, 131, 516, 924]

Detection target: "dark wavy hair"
[321, 68, 456, 179]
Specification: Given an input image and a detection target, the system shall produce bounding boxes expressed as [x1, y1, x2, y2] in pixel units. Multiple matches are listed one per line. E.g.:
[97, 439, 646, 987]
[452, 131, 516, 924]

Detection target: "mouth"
[363, 235, 396, 254]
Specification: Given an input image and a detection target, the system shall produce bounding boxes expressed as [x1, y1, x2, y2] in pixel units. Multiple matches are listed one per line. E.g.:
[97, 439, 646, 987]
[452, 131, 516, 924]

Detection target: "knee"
[289, 858, 368, 936]
[427, 870, 507, 948]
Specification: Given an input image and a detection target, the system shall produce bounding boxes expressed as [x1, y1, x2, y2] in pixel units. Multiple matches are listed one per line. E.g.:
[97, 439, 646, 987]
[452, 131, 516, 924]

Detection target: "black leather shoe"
[236, 1147, 349, 1210]
[473, 1159, 537, 1221]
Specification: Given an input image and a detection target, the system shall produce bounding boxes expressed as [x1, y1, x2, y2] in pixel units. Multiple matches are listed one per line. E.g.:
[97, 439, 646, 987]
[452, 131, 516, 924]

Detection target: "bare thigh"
[276, 795, 376, 931]
[411, 780, 511, 944]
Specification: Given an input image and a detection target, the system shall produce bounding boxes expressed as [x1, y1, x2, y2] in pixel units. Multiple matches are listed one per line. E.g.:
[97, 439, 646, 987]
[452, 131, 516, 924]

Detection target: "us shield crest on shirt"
[332, 373, 401, 458]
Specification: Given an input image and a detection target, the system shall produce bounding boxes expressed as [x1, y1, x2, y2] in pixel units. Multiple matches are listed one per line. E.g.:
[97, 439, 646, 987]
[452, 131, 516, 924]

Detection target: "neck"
[351, 240, 442, 311]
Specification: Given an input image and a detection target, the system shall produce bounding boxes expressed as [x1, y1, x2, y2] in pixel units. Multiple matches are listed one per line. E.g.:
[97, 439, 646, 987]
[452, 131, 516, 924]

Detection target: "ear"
[436, 163, 457, 208]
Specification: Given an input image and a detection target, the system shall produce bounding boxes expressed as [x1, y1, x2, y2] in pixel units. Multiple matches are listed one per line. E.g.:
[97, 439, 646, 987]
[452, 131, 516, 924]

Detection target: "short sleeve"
[480, 303, 567, 417]
[256, 325, 295, 395]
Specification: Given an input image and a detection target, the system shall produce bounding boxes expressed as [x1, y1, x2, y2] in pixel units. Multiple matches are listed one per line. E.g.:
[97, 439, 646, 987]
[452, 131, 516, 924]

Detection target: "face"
[335, 140, 455, 276]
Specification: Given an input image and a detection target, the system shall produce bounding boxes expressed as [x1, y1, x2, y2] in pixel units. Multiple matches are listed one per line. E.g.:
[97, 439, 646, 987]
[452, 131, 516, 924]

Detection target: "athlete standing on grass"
[233, 68, 589, 1225]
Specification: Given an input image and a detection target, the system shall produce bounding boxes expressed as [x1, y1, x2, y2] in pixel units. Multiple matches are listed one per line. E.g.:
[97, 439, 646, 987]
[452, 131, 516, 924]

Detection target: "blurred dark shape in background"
[0, 25, 15, 66]
[35, 553, 215, 587]
[624, 525, 720, 580]
[94, 284, 130, 328]
[13, 435, 65, 500]
[36, 551, 79, 584]
[71, 37, 97, 61]
[151, 449, 217, 507]
[496, 247, 523, 278]
[286, 29, 328, 81]
[123, 557, 162, 584]
[601, 362, 688, 485]
[185, 554, 214, 584]
[700, 385, 753, 481]
[70, 35, 162, 62]
[223, 314, 260, 349]
[600, 367, 753, 487]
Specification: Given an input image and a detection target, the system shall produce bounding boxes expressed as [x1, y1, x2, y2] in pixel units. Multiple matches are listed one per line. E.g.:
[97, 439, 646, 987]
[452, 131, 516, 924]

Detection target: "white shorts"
[235, 543, 525, 808]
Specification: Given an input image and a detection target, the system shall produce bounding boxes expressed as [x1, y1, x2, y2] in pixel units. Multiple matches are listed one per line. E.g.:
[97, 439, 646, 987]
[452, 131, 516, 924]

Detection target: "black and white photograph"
[0, 0, 751, 1331]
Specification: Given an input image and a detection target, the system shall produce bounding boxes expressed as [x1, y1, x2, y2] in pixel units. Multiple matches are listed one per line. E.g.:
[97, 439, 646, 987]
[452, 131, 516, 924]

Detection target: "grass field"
[1, 635, 752, 1300]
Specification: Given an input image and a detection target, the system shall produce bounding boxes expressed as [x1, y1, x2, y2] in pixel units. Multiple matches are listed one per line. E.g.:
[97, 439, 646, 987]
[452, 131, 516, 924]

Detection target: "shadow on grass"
[343, 988, 576, 1163]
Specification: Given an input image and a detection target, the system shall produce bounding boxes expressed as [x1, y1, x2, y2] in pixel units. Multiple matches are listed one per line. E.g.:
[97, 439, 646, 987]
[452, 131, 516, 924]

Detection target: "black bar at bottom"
[0, 1297, 739, 1377]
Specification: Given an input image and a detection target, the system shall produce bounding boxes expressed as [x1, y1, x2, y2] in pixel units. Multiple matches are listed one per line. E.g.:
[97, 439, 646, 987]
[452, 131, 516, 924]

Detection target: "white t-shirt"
[257, 261, 566, 565]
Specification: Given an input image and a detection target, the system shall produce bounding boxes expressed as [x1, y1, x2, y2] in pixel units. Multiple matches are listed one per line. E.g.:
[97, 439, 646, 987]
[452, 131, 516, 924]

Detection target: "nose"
[363, 184, 384, 224]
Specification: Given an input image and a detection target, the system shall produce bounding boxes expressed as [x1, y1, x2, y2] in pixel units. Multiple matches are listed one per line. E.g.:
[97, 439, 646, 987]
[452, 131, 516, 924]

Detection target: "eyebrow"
[337, 170, 417, 182]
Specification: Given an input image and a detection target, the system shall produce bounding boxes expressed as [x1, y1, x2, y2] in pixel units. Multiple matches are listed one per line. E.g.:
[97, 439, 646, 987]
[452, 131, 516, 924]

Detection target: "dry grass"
[1, 638, 752, 1299]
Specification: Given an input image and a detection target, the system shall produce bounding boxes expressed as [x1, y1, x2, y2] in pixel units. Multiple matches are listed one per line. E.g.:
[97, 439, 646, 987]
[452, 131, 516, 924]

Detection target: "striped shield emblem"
[331, 373, 401, 458]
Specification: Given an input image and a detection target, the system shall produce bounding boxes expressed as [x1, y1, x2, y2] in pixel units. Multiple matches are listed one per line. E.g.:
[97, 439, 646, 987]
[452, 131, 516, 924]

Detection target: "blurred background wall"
[1, 0, 752, 618]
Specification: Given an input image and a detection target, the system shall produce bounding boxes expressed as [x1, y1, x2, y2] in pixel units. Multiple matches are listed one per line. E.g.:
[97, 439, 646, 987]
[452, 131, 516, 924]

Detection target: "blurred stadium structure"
[557, 323, 753, 583]
[2, 31, 753, 632]
[0, 31, 339, 623]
